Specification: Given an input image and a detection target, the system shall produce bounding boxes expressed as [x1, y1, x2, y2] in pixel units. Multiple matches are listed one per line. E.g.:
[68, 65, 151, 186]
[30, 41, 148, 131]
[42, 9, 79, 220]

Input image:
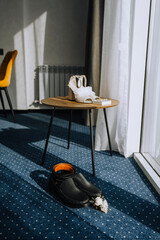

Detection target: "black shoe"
[73, 173, 102, 197]
[49, 173, 89, 208]
[49, 163, 101, 208]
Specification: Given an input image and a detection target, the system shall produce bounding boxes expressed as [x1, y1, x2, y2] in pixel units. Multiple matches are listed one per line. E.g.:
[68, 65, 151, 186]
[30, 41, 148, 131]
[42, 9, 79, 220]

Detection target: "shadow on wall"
[0, 0, 89, 110]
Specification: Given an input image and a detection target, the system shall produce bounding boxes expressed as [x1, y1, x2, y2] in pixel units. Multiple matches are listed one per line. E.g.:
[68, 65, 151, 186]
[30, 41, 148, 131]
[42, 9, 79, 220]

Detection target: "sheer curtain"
[141, 0, 160, 164]
[95, 0, 131, 156]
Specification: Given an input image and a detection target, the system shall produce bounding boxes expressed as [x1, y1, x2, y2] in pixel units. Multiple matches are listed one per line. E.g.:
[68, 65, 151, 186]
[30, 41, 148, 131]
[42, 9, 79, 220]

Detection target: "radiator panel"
[37, 65, 84, 101]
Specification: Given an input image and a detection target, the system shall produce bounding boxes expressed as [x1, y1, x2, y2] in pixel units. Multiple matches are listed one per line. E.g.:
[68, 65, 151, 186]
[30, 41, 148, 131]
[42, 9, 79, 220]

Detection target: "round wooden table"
[41, 96, 119, 176]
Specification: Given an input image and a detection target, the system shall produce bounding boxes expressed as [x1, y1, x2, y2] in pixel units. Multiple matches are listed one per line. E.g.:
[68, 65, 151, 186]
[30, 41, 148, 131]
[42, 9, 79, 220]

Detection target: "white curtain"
[141, 0, 160, 164]
[95, 0, 131, 157]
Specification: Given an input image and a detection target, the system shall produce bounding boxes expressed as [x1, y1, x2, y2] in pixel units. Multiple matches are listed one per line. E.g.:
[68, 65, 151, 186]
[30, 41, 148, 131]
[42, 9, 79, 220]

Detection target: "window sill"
[134, 153, 160, 194]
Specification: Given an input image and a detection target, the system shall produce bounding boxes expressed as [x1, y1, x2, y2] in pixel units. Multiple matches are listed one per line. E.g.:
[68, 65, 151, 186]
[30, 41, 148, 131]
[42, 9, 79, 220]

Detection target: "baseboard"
[134, 153, 160, 194]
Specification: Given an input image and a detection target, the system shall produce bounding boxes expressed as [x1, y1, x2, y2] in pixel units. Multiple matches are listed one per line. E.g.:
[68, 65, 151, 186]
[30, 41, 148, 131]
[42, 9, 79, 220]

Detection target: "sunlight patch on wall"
[34, 11, 47, 65]
[23, 21, 37, 108]
[14, 11, 47, 109]
[14, 30, 27, 109]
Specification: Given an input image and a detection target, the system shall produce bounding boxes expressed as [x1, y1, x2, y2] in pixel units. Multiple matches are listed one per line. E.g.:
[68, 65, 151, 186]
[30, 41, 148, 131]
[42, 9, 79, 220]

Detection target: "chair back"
[0, 50, 18, 88]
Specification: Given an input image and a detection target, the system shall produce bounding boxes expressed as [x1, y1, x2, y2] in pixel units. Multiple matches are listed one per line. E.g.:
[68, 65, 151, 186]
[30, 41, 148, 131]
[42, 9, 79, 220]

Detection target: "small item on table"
[92, 98, 112, 106]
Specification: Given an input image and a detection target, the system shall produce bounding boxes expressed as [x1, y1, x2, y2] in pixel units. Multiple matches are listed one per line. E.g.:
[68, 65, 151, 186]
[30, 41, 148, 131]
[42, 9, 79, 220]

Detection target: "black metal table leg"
[103, 108, 112, 156]
[41, 107, 56, 165]
[4, 88, 16, 122]
[89, 109, 95, 176]
[67, 110, 72, 149]
[0, 90, 7, 118]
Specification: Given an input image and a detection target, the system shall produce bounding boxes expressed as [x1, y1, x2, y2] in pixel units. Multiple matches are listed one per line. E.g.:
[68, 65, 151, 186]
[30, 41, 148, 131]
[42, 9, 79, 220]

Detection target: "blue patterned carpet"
[0, 111, 160, 240]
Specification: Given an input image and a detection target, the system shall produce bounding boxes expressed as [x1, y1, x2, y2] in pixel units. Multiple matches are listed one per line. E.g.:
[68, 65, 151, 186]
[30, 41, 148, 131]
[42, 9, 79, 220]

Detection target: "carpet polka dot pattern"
[0, 112, 160, 240]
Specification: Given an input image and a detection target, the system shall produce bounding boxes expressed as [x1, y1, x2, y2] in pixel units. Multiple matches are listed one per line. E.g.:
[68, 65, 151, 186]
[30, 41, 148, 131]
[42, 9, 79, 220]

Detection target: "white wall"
[0, 0, 88, 109]
[0, 0, 25, 109]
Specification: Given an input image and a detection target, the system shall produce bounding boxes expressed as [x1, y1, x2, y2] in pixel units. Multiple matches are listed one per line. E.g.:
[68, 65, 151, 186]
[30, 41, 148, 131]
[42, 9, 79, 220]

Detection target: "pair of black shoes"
[49, 163, 101, 208]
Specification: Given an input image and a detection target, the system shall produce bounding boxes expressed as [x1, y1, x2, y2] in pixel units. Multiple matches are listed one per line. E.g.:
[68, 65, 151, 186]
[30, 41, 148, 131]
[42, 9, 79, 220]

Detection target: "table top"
[41, 96, 119, 110]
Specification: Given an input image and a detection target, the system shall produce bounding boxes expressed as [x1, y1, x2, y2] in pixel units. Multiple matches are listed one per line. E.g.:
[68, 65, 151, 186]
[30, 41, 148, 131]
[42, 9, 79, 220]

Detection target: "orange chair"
[0, 50, 18, 122]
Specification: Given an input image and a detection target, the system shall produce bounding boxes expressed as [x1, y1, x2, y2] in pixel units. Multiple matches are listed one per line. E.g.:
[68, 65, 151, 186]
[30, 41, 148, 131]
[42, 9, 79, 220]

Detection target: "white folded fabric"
[73, 87, 111, 105]
[74, 86, 97, 103]
[68, 75, 103, 103]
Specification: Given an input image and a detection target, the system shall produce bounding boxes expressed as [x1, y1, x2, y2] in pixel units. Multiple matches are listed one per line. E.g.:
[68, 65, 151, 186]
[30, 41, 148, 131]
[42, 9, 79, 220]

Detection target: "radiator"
[36, 65, 84, 102]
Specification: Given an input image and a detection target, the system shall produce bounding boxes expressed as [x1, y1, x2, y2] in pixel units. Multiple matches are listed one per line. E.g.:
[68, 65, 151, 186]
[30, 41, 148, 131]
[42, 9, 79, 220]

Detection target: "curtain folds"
[85, 0, 104, 94]
[84, 0, 104, 125]
[141, 0, 160, 164]
[95, 0, 132, 156]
